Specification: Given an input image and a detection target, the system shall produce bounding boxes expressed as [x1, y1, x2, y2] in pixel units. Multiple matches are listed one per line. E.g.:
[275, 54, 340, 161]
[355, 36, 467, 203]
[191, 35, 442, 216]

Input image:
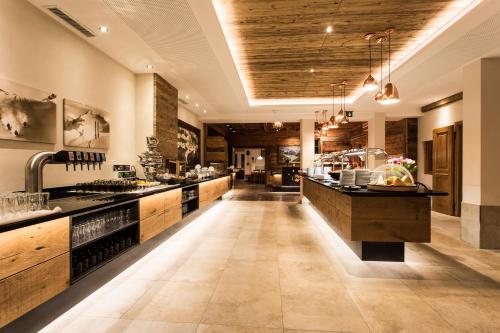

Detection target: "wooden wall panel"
[154, 73, 178, 161]
[0, 217, 69, 280]
[206, 136, 228, 167]
[385, 118, 418, 160]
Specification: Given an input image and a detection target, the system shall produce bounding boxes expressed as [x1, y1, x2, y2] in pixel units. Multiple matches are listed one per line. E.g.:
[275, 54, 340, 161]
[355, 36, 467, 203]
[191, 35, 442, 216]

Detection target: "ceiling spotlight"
[326, 26, 333, 33]
[310, 68, 315, 73]
[98, 26, 109, 33]
[195, 103, 199, 107]
[146, 64, 153, 70]
[203, 109, 207, 113]
[185, 95, 189, 99]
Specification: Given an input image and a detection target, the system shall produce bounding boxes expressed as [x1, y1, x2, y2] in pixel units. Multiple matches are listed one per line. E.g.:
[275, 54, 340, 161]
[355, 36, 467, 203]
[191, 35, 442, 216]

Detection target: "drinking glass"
[27, 193, 40, 212]
[39, 193, 50, 210]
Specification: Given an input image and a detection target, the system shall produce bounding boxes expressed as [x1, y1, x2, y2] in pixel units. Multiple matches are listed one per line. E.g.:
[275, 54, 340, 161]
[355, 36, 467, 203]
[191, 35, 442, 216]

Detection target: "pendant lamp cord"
[369, 39, 372, 74]
[380, 39, 383, 91]
[388, 32, 391, 83]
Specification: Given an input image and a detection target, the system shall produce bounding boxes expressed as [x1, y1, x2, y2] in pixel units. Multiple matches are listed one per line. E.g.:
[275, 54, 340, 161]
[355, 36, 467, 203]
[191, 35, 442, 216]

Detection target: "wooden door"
[432, 125, 455, 215]
[454, 122, 463, 217]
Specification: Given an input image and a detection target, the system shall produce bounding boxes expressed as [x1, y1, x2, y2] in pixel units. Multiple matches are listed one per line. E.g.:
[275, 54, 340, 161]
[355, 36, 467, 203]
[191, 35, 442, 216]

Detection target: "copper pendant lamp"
[380, 28, 400, 105]
[339, 82, 349, 124]
[363, 33, 378, 91]
[329, 84, 339, 129]
[374, 36, 384, 103]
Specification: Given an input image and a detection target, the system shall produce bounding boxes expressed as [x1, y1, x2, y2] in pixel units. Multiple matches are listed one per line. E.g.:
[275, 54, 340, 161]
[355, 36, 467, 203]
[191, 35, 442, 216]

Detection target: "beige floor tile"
[278, 244, 331, 264]
[219, 259, 280, 287]
[170, 258, 227, 284]
[348, 289, 456, 333]
[123, 281, 215, 323]
[421, 295, 500, 332]
[196, 324, 283, 333]
[202, 283, 283, 328]
[78, 279, 154, 318]
[279, 260, 341, 292]
[120, 320, 198, 333]
[403, 279, 482, 297]
[281, 286, 370, 332]
[230, 243, 279, 261]
[40, 315, 130, 333]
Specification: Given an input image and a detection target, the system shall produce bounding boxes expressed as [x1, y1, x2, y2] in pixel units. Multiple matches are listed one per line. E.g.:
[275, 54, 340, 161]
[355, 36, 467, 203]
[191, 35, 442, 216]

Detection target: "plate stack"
[339, 170, 355, 186]
[355, 170, 372, 186]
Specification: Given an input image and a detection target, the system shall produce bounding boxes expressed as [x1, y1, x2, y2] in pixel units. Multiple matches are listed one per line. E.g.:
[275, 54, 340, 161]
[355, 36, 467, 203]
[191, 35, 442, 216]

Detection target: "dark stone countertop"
[0, 176, 229, 233]
[303, 177, 448, 197]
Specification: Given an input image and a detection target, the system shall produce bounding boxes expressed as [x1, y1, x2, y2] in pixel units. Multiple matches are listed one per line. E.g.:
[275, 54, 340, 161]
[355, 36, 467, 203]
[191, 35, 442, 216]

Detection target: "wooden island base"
[302, 177, 434, 262]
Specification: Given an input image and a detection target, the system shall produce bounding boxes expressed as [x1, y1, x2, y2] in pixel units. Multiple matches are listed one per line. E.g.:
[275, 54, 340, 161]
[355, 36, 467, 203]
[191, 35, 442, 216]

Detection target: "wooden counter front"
[139, 188, 182, 243]
[302, 177, 431, 261]
[0, 217, 70, 328]
[199, 176, 230, 208]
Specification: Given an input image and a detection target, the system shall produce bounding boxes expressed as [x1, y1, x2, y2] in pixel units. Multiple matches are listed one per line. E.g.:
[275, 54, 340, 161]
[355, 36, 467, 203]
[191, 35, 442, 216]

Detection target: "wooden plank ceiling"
[217, 0, 460, 99]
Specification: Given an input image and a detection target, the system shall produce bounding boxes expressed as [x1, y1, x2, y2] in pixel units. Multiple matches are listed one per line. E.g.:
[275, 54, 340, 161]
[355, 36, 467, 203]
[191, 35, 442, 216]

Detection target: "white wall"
[417, 100, 463, 187]
[135, 74, 154, 157]
[0, 0, 136, 191]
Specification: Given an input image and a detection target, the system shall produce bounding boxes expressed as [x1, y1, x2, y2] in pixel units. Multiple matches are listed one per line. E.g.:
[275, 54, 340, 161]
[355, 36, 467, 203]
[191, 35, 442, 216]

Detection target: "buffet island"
[302, 148, 446, 262]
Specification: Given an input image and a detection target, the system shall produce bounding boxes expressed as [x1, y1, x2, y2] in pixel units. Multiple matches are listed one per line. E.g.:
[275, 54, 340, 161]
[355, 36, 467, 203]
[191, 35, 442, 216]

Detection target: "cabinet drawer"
[140, 212, 165, 243]
[140, 193, 165, 220]
[0, 217, 69, 280]
[165, 205, 182, 229]
[164, 189, 181, 210]
[0, 253, 69, 328]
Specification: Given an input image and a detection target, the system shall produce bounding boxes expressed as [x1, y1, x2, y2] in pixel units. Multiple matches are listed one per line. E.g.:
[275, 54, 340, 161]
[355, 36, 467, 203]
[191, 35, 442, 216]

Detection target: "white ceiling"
[27, 0, 500, 122]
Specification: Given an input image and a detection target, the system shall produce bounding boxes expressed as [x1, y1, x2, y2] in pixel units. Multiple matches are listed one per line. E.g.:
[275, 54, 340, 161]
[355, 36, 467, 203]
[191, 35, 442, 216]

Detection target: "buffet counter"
[302, 177, 445, 262]
[0, 176, 231, 328]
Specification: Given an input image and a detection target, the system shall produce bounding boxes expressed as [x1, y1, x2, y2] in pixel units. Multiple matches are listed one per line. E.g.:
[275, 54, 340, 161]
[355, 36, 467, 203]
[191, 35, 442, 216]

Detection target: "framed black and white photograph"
[0, 78, 56, 143]
[278, 145, 301, 164]
[63, 99, 110, 149]
[177, 120, 200, 168]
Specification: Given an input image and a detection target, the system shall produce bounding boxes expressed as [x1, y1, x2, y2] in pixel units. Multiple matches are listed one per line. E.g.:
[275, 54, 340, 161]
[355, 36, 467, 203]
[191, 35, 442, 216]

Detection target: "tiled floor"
[38, 196, 500, 333]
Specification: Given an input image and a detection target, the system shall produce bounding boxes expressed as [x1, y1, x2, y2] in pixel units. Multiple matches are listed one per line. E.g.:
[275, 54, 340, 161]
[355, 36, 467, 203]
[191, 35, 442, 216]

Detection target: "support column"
[300, 119, 315, 204]
[367, 112, 386, 169]
[462, 58, 500, 249]
[300, 119, 315, 169]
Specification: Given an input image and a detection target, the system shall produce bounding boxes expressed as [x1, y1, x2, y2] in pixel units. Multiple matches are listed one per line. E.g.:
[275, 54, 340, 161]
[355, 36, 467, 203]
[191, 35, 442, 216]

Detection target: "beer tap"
[96, 153, 102, 170]
[90, 152, 96, 170]
[83, 152, 90, 170]
[75, 151, 83, 171]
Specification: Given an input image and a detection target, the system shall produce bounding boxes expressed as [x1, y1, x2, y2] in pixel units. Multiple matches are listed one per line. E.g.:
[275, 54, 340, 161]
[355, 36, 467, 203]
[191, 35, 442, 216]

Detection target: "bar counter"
[0, 176, 231, 328]
[302, 177, 446, 262]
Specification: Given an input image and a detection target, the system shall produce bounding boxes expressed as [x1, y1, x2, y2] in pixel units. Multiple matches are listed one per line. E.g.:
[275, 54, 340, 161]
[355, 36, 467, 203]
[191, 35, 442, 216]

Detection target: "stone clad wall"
[154, 73, 178, 162]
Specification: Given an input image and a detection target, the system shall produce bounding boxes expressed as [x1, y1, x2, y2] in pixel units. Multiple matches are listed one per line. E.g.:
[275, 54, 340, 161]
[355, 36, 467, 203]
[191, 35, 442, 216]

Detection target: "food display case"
[368, 163, 417, 192]
[339, 148, 387, 170]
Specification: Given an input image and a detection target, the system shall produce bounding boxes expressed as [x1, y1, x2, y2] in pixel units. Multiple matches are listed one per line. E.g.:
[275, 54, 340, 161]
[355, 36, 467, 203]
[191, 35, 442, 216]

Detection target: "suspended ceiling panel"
[102, 0, 244, 114]
[213, 0, 479, 101]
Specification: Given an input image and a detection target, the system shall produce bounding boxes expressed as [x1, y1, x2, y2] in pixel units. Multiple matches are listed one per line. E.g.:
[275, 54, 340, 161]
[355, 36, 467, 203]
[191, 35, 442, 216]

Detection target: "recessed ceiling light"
[185, 95, 189, 99]
[146, 64, 153, 70]
[310, 68, 315, 73]
[98, 26, 109, 33]
[203, 109, 207, 113]
[326, 26, 333, 33]
[195, 103, 199, 107]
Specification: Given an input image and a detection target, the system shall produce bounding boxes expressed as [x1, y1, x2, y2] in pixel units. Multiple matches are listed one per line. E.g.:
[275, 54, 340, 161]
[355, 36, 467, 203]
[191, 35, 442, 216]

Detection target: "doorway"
[432, 121, 463, 216]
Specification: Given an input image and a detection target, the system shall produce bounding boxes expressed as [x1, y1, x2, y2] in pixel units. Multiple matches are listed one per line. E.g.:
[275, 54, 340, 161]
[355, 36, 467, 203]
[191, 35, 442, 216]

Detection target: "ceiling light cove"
[212, 0, 482, 107]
